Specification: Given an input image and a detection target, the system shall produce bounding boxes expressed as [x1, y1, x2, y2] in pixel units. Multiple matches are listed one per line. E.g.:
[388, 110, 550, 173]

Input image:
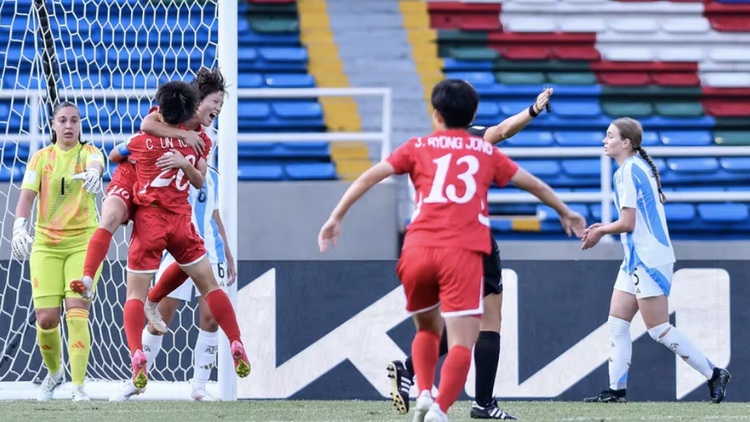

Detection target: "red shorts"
[127, 207, 206, 273]
[397, 245, 484, 318]
[106, 162, 137, 222]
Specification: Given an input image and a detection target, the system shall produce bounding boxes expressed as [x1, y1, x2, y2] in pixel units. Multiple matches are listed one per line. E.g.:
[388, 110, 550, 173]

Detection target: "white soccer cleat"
[144, 300, 168, 334]
[69, 276, 95, 301]
[109, 380, 145, 402]
[71, 385, 91, 402]
[37, 371, 63, 402]
[412, 390, 434, 422]
[191, 387, 217, 401]
[425, 403, 448, 422]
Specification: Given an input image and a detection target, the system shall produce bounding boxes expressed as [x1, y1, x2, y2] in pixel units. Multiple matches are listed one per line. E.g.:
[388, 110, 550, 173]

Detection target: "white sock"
[142, 328, 164, 371]
[608, 316, 632, 391]
[648, 322, 715, 379]
[192, 329, 219, 390]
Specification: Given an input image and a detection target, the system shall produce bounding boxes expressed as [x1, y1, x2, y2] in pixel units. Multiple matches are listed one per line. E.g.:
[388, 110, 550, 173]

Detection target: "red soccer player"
[319, 80, 585, 422]
[122, 81, 250, 391]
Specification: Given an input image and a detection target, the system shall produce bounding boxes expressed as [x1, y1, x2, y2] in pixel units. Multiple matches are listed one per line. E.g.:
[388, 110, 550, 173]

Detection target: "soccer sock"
[148, 262, 189, 303]
[142, 327, 164, 371]
[66, 309, 90, 386]
[204, 290, 241, 344]
[36, 324, 62, 375]
[124, 299, 145, 355]
[474, 331, 500, 407]
[649, 322, 715, 379]
[192, 329, 219, 389]
[411, 330, 440, 394]
[436, 345, 472, 413]
[84, 228, 113, 279]
[608, 316, 632, 391]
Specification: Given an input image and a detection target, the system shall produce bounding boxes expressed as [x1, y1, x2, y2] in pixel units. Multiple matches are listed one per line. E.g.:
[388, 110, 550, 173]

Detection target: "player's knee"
[608, 316, 631, 337]
[647, 322, 671, 342]
[99, 210, 122, 232]
[36, 312, 60, 330]
[200, 315, 218, 332]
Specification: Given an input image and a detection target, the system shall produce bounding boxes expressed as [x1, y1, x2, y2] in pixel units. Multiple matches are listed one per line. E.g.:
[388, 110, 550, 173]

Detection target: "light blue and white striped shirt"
[613, 156, 675, 273]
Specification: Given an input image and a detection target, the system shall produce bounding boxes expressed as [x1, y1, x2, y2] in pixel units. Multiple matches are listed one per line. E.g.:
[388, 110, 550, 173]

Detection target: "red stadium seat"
[499, 46, 552, 60]
[488, 32, 595, 44]
[598, 72, 652, 86]
[702, 100, 750, 117]
[707, 17, 750, 31]
[591, 61, 698, 72]
[703, 87, 750, 97]
[428, 2, 502, 30]
[652, 73, 701, 86]
[552, 47, 601, 61]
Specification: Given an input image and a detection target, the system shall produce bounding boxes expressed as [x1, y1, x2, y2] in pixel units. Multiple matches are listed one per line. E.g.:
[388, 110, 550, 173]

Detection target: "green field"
[3, 400, 750, 422]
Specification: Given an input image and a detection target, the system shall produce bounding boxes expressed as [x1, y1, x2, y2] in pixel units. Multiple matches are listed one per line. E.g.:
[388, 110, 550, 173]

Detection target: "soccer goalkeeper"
[12, 102, 105, 402]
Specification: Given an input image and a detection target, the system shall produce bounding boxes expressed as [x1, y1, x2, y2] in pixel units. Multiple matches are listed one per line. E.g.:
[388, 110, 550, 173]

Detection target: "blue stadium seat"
[504, 131, 554, 147]
[664, 203, 696, 221]
[642, 132, 660, 146]
[554, 131, 604, 146]
[280, 142, 330, 157]
[238, 103, 272, 120]
[499, 102, 534, 116]
[660, 131, 712, 146]
[1, 142, 29, 160]
[476, 103, 500, 120]
[238, 143, 277, 158]
[0, 164, 24, 182]
[553, 101, 602, 118]
[238, 74, 264, 88]
[442, 59, 494, 72]
[265, 74, 315, 88]
[445, 72, 494, 86]
[698, 203, 749, 222]
[562, 159, 600, 177]
[272, 102, 323, 119]
[110, 73, 162, 89]
[259, 47, 307, 64]
[639, 116, 716, 129]
[590, 204, 619, 221]
[514, 160, 561, 178]
[537, 204, 590, 220]
[285, 163, 337, 180]
[81, 103, 115, 130]
[238, 164, 284, 181]
[546, 84, 601, 96]
[667, 158, 719, 174]
[720, 157, 750, 172]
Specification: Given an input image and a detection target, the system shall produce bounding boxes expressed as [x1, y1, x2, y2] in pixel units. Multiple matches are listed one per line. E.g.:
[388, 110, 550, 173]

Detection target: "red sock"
[412, 330, 441, 394]
[84, 228, 113, 278]
[436, 346, 472, 413]
[147, 262, 189, 303]
[204, 290, 241, 344]
[124, 299, 145, 355]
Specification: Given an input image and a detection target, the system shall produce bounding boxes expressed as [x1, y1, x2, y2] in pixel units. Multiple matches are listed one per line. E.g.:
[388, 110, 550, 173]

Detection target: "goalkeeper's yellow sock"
[66, 309, 90, 386]
[36, 324, 62, 375]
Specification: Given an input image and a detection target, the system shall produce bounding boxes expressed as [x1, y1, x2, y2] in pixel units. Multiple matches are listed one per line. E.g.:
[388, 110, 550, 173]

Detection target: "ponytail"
[638, 148, 666, 203]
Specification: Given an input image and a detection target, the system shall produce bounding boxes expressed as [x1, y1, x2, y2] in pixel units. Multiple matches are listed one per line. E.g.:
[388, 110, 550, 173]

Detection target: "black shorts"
[482, 238, 503, 296]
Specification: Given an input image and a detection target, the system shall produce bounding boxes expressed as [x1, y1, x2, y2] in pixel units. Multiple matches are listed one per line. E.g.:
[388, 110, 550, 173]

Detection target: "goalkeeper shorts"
[30, 243, 103, 309]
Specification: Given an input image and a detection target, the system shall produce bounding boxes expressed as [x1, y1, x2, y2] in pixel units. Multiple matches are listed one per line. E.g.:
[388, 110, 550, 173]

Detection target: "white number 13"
[424, 153, 479, 204]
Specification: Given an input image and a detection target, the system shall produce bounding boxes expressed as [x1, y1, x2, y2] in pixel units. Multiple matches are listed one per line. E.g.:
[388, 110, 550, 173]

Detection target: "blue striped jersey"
[188, 168, 225, 264]
[613, 156, 675, 273]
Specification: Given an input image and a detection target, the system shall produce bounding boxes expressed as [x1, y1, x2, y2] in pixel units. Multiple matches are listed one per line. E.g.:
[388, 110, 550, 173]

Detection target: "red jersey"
[126, 129, 212, 216]
[387, 129, 519, 254]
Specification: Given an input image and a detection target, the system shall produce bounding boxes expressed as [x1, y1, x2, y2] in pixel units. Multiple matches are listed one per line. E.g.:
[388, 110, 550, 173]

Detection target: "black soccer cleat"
[470, 400, 517, 420]
[708, 367, 731, 403]
[386, 360, 413, 414]
[584, 388, 627, 403]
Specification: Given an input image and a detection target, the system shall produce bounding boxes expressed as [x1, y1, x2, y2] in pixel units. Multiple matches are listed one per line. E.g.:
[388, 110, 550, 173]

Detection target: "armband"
[116, 142, 131, 157]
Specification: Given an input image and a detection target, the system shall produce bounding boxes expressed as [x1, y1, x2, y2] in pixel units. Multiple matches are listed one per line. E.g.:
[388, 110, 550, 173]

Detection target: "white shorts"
[155, 253, 227, 302]
[614, 262, 674, 299]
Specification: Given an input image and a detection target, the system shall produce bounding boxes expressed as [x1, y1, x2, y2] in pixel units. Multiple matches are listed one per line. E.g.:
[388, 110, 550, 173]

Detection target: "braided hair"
[612, 117, 666, 203]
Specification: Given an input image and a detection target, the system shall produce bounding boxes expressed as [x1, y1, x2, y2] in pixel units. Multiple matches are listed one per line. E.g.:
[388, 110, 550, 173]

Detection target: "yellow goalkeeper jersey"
[21, 142, 105, 249]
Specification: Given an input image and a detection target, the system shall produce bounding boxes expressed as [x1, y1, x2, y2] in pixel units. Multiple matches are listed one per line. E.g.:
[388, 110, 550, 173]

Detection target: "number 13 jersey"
[387, 129, 519, 254]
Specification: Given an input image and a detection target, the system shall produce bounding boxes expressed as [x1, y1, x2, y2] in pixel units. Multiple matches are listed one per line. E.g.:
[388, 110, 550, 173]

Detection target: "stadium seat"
[448, 47, 500, 61]
[667, 158, 719, 174]
[265, 73, 315, 88]
[537, 204, 590, 220]
[598, 73, 652, 86]
[715, 131, 750, 145]
[664, 203, 696, 221]
[652, 73, 700, 87]
[703, 100, 750, 117]
[547, 72, 597, 85]
[656, 102, 704, 117]
[642, 132, 661, 146]
[602, 102, 654, 118]
[515, 160, 562, 178]
[445, 72, 495, 86]
[504, 131, 555, 147]
[238, 102, 272, 120]
[720, 157, 750, 172]
[476, 103, 500, 120]
[0, 164, 24, 182]
[562, 159, 600, 177]
[496, 72, 546, 85]
[697, 203, 749, 222]
[271, 102, 323, 119]
[285, 163, 337, 180]
[554, 131, 604, 146]
[238, 73, 265, 88]
[238, 164, 284, 181]
[660, 131, 712, 146]
[553, 101, 602, 118]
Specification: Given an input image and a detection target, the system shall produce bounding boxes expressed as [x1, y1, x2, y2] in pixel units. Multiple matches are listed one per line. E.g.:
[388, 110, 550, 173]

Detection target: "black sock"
[439, 326, 449, 357]
[474, 331, 501, 407]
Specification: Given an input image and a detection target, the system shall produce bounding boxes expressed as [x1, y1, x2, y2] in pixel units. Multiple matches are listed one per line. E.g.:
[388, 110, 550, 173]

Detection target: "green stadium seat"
[449, 47, 500, 61]
[246, 2, 297, 14]
[547, 72, 597, 85]
[602, 102, 655, 118]
[655, 102, 704, 117]
[715, 118, 750, 129]
[600, 86, 702, 98]
[437, 30, 488, 43]
[715, 131, 750, 145]
[250, 17, 299, 33]
[495, 72, 546, 85]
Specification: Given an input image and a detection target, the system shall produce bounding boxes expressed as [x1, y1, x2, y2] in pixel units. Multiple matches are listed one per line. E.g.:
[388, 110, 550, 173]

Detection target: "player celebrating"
[70, 67, 224, 299]
[388, 88, 554, 420]
[319, 80, 585, 422]
[122, 81, 249, 391]
[582, 117, 731, 404]
[110, 166, 236, 401]
[12, 102, 104, 401]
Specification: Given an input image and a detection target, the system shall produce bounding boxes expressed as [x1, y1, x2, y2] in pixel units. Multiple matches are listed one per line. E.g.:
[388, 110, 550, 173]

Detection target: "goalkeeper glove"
[11, 218, 33, 260]
[72, 168, 101, 193]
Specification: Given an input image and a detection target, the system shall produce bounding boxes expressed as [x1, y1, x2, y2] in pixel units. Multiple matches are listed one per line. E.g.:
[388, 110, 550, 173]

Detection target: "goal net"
[0, 0, 220, 400]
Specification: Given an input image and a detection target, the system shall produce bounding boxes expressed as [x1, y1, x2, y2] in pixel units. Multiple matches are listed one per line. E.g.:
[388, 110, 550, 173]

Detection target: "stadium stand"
[423, 0, 750, 239]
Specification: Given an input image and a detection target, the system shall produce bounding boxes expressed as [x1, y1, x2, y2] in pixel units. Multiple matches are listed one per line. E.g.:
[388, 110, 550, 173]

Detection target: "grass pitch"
[3, 400, 750, 422]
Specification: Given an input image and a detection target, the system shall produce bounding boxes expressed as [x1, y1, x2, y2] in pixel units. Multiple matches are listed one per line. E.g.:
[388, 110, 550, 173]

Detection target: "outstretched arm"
[482, 88, 553, 145]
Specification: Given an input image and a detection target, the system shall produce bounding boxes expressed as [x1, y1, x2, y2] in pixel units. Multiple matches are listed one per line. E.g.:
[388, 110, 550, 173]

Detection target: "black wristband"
[528, 104, 539, 118]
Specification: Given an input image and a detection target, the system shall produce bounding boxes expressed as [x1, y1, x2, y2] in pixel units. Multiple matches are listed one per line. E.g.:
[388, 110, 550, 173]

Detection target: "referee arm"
[475, 88, 553, 145]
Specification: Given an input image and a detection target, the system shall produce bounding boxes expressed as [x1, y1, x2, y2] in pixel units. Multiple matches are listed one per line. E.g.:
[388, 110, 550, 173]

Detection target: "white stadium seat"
[661, 18, 711, 34]
[710, 48, 750, 63]
[559, 19, 607, 33]
[701, 72, 750, 88]
[658, 47, 705, 62]
[501, 17, 556, 32]
[609, 19, 660, 34]
[600, 47, 655, 62]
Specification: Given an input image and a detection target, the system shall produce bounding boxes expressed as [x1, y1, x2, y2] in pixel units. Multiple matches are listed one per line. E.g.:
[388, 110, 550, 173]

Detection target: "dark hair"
[50, 101, 84, 144]
[612, 117, 666, 203]
[431, 79, 479, 129]
[155, 81, 198, 125]
[190, 67, 226, 102]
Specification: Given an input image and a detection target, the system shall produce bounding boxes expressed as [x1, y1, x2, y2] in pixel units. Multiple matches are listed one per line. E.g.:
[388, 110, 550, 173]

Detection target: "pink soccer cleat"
[131, 349, 148, 389]
[231, 340, 251, 378]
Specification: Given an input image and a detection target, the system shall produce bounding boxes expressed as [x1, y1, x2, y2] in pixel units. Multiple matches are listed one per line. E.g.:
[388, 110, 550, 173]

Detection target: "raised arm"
[141, 112, 205, 156]
[482, 88, 553, 145]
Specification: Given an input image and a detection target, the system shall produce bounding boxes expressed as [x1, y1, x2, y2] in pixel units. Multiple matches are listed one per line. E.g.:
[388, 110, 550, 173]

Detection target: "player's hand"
[582, 226, 604, 250]
[11, 218, 33, 260]
[534, 87, 553, 115]
[584, 222, 604, 236]
[226, 254, 237, 286]
[318, 218, 342, 253]
[560, 210, 586, 238]
[72, 168, 101, 193]
[182, 131, 205, 156]
[156, 149, 190, 171]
